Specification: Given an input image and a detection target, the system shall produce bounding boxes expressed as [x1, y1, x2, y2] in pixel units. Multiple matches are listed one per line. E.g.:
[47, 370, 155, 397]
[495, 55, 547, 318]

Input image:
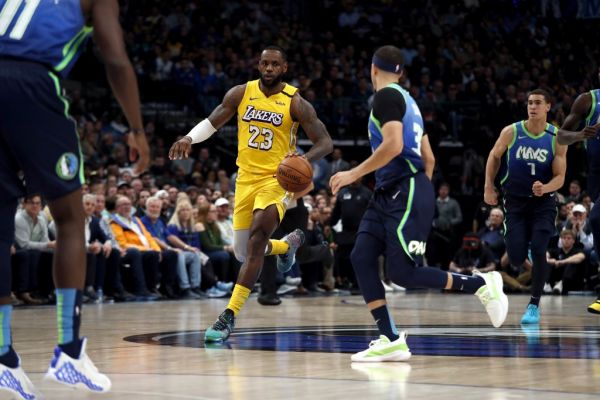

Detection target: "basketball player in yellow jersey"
[169, 45, 333, 342]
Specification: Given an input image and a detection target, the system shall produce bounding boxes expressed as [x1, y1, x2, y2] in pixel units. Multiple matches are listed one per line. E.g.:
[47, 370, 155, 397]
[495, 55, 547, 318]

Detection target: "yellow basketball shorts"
[233, 176, 291, 230]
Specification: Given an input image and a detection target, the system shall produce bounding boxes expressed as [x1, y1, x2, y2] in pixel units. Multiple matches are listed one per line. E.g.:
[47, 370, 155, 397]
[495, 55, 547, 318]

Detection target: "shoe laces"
[285, 229, 304, 249]
[213, 312, 234, 331]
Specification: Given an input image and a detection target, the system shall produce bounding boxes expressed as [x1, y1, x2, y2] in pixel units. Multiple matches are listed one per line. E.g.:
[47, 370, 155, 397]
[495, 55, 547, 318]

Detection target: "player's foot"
[520, 304, 540, 324]
[351, 333, 411, 362]
[587, 297, 600, 314]
[204, 309, 235, 342]
[44, 337, 111, 393]
[0, 356, 41, 400]
[473, 271, 508, 328]
[277, 229, 305, 273]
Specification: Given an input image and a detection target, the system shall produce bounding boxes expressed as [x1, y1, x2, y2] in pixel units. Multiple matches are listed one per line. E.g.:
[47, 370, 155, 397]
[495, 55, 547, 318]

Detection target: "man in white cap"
[563, 204, 594, 252]
[215, 198, 234, 246]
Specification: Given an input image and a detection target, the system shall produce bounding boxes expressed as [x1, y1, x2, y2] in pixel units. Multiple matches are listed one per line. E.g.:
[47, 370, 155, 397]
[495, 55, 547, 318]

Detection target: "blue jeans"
[177, 251, 201, 289]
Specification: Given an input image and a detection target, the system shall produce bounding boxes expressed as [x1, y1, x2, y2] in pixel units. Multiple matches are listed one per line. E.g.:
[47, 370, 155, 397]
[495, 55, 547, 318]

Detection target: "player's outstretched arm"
[421, 134, 435, 180]
[330, 121, 404, 195]
[291, 94, 333, 163]
[558, 93, 599, 145]
[534, 142, 567, 196]
[169, 85, 246, 160]
[92, 0, 149, 174]
[484, 125, 513, 205]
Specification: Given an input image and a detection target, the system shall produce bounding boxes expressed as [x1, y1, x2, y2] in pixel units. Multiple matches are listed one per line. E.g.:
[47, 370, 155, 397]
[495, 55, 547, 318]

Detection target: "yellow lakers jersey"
[236, 80, 299, 182]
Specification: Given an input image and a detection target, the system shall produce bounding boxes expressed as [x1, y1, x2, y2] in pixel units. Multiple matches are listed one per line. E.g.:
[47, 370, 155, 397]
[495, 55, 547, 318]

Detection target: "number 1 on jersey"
[0, 0, 40, 40]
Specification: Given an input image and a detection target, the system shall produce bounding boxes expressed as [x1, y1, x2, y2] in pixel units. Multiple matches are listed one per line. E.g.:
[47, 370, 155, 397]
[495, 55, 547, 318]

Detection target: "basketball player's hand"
[169, 137, 192, 160]
[285, 152, 306, 160]
[127, 129, 150, 176]
[484, 186, 498, 205]
[330, 169, 358, 195]
[532, 181, 544, 197]
[579, 122, 600, 141]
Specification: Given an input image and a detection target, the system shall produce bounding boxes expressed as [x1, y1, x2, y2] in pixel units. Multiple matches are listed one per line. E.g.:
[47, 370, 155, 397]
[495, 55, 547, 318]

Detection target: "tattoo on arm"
[291, 94, 333, 162]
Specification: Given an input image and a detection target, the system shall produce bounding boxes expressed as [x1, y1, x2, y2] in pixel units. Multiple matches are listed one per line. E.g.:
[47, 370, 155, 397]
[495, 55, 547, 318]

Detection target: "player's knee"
[350, 246, 368, 272]
[388, 264, 414, 287]
[247, 230, 269, 256]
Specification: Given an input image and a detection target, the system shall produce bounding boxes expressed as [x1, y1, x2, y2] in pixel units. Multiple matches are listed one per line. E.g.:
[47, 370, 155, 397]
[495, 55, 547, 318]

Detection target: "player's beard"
[260, 73, 283, 88]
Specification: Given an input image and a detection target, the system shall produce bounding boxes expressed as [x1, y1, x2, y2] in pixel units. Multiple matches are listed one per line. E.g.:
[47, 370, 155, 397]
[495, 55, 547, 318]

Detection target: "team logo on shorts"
[55, 153, 79, 180]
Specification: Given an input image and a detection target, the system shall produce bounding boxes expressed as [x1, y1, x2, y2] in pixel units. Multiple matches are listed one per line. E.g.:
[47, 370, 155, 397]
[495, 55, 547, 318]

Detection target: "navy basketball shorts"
[503, 194, 557, 265]
[357, 173, 435, 266]
[0, 59, 84, 201]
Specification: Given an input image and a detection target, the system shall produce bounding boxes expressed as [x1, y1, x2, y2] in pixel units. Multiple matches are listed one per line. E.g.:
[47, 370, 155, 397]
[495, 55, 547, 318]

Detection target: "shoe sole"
[351, 351, 412, 362]
[204, 330, 230, 343]
[588, 307, 600, 314]
[520, 317, 540, 324]
[44, 371, 111, 392]
[486, 271, 509, 328]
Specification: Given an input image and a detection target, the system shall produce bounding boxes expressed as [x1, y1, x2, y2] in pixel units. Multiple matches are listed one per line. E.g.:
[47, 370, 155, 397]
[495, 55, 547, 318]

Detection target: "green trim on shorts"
[47, 72, 85, 184]
[396, 177, 415, 261]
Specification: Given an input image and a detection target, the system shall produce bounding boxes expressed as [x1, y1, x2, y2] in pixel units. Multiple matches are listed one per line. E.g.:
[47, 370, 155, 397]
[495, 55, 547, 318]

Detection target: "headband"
[372, 54, 403, 74]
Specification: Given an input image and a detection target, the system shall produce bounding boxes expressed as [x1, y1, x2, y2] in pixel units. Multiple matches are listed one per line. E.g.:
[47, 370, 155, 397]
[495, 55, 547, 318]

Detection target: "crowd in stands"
[9, 0, 600, 305]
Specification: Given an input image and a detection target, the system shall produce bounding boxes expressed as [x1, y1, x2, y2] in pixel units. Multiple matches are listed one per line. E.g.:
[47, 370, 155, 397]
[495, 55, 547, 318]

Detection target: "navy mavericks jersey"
[0, 0, 92, 77]
[501, 121, 557, 197]
[584, 89, 600, 174]
[368, 83, 425, 189]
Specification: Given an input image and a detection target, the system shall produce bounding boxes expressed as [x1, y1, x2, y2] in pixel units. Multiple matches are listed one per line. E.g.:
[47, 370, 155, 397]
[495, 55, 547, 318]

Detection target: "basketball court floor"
[7, 292, 600, 399]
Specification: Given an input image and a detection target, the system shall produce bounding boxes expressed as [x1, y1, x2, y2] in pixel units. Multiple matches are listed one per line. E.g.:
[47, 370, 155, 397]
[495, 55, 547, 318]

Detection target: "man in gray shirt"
[427, 183, 463, 269]
[14, 194, 55, 302]
[14, 194, 55, 252]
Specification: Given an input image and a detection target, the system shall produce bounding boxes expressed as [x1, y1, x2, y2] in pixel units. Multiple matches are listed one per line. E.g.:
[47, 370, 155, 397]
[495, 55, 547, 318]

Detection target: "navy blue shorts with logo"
[0, 59, 83, 201]
[357, 172, 434, 265]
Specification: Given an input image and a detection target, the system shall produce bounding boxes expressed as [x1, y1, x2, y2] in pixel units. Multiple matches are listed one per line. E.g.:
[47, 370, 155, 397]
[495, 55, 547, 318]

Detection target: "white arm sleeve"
[186, 119, 217, 144]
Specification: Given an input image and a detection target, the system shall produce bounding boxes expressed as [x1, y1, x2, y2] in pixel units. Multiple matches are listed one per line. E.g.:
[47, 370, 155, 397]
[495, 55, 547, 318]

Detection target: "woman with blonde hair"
[167, 201, 229, 297]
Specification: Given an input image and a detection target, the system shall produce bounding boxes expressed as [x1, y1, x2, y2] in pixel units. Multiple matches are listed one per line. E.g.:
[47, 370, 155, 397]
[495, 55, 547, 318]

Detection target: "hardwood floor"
[5, 292, 600, 399]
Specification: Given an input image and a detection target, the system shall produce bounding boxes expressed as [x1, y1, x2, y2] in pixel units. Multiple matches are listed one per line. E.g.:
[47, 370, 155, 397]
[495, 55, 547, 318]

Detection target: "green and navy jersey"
[584, 89, 600, 174]
[368, 83, 425, 189]
[0, 0, 92, 77]
[500, 121, 557, 197]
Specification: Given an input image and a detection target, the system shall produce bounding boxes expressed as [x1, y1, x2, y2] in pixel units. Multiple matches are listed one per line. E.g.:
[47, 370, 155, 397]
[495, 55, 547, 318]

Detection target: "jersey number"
[411, 122, 424, 156]
[527, 162, 536, 175]
[248, 125, 273, 151]
[0, 0, 40, 40]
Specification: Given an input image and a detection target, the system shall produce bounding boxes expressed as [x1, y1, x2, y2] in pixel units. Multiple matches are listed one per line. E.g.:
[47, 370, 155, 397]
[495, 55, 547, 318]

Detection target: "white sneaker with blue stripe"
[44, 337, 111, 393]
[0, 358, 40, 400]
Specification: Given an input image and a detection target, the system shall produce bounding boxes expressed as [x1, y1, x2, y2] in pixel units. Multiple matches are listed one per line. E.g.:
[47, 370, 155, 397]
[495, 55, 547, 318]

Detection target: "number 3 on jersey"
[248, 124, 273, 151]
[0, 0, 40, 40]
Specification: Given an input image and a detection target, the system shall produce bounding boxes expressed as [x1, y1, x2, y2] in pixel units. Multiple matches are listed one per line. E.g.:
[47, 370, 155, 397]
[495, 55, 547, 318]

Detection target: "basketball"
[276, 155, 313, 193]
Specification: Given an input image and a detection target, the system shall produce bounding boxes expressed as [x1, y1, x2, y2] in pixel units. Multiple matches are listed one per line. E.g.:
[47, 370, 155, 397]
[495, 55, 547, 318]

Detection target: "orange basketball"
[276, 155, 313, 193]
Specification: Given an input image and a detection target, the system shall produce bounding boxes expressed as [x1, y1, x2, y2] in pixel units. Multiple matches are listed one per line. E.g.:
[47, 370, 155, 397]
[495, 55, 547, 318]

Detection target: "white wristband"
[186, 118, 217, 144]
